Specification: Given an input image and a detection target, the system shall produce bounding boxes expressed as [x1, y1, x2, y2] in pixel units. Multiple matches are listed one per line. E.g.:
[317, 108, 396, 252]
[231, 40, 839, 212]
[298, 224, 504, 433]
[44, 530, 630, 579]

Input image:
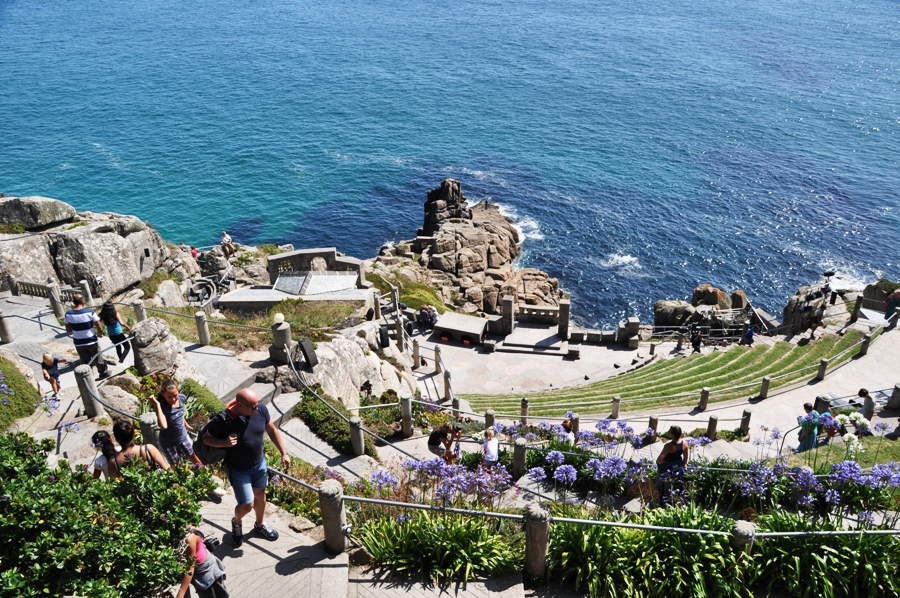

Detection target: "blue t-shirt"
[159, 394, 189, 446]
[206, 403, 271, 471]
[106, 320, 123, 336]
[41, 358, 60, 379]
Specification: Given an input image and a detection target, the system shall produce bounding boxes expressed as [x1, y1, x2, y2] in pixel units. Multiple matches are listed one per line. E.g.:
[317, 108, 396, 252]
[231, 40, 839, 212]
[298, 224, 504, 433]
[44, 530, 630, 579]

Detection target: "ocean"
[1, 0, 897, 327]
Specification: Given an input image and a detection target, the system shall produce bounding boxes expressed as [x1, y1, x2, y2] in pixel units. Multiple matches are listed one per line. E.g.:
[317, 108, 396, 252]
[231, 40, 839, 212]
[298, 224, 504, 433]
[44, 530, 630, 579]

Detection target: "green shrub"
[294, 386, 377, 457]
[874, 278, 900, 296]
[358, 511, 522, 582]
[0, 357, 42, 431]
[136, 270, 178, 298]
[257, 243, 281, 255]
[0, 223, 25, 234]
[180, 378, 225, 416]
[0, 431, 215, 597]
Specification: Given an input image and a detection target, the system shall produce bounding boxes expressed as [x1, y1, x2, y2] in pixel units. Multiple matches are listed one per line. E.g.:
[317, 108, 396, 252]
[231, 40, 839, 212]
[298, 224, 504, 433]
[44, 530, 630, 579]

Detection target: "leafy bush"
[257, 243, 282, 255]
[0, 431, 215, 597]
[180, 378, 225, 420]
[358, 512, 522, 582]
[874, 278, 900, 296]
[294, 385, 377, 457]
[0, 357, 42, 430]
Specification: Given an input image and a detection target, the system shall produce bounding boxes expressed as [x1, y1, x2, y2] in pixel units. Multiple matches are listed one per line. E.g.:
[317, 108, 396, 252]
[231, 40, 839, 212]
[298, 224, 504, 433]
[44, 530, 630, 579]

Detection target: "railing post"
[390, 286, 399, 314]
[74, 364, 106, 419]
[6, 274, 18, 296]
[649, 343, 656, 356]
[400, 395, 413, 438]
[816, 358, 828, 381]
[513, 437, 527, 479]
[611, 395, 621, 419]
[706, 415, 718, 441]
[0, 310, 14, 344]
[452, 397, 460, 420]
[485, 409, 495, 430]
[195, 311, 211, 346]
[434, 346, 442, 374]
[676, 333, 684, 351]
[698, 387, 710, 411]
[373, 293, 382, 320]
[48, 279, 66, 320]
[570, 413, 580, 434]
[79, 279, 94, 306]
[443, 370, 452, 402]
[520, 397, 529, 426]
[859, 333, 871, 356]
[524, 503, 550, 578]
[139, 412, 162, 451]
[319, 479, 347, 554]
[648, 416, 658, 435]
[395, 318, 405, 352]
[739, 409, 751, 436]
[849, 297, 863, 323]
[758, 376, 771, 400]
[132, 299, 147, 323]
[412, 339, 420, 369]
[349, 416, 365, 456]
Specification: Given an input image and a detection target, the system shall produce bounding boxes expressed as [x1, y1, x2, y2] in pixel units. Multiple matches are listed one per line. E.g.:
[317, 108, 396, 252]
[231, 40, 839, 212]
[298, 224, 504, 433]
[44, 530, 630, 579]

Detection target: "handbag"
[192, 410, 233, 465]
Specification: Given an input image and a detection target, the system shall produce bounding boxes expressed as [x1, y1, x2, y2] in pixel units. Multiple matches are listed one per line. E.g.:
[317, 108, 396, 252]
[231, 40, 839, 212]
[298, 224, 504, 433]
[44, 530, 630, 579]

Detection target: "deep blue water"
[1, 0, 898, 327]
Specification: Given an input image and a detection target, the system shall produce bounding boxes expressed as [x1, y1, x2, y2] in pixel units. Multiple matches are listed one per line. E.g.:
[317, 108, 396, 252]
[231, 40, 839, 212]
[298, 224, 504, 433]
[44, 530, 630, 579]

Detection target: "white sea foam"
[593, 254, 646, 279]
[442, 166, 511, 188]
[492, 203, 543, 243]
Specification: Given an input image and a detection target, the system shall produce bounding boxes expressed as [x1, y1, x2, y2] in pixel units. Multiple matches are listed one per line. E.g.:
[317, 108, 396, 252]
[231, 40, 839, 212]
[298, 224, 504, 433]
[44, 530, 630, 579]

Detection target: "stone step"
[269, 392, 303, 427]
[182, 342, 257, 403]
[247, 381, 280, 406]
[730, 439, 781, 461]
[494, 343, 568, 357]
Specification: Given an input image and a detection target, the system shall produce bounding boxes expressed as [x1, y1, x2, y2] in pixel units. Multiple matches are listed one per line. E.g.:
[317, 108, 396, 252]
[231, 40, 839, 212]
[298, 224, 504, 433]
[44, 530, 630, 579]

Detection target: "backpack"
[192, 410, 233, 466]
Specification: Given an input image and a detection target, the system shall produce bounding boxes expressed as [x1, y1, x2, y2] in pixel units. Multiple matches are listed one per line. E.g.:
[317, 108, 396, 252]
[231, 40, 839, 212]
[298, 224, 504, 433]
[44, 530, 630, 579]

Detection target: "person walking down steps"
[100, 301, 132, 363]
[64, 293, 109, 379]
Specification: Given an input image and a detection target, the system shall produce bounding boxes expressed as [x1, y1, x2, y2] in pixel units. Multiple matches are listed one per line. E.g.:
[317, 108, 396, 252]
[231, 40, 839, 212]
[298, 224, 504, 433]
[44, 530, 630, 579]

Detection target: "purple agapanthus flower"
[545, 451, 565, 466]
[527, 467, 547, 482]
[554, 464, 577, 485]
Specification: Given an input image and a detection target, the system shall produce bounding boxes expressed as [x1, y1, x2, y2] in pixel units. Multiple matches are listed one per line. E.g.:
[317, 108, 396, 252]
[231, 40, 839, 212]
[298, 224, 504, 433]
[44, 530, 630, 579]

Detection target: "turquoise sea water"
[1, 0, 898, 326]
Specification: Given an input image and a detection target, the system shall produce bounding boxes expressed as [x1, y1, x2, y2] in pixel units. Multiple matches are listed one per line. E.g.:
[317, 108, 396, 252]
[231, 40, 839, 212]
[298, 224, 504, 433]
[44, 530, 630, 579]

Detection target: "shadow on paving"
[351, 567, 522, 596]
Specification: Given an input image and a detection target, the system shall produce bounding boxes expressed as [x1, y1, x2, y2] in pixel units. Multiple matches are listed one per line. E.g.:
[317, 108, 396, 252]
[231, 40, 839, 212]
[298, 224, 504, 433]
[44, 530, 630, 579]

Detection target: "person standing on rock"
[64, 293, 109, 379]
[202, 388, 291, 547]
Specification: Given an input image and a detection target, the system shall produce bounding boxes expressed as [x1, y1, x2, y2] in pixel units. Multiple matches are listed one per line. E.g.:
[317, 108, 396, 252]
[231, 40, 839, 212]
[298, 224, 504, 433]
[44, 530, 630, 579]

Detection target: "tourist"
[176, 526, 229, 598]
[797, 403, 820, 452]
[482, 427, 499, 468]
[148, 379, 202, 466]
[858, 388, 875, 421]
[63, 293, 109, 379]
[809, 302, 826, 340]
[112, 420, 170, 473]
[885, 290, 900, 320]
[41, 352, 67, 397]
[202, 388, 291, 546]
[417, 306, 430, 331]
[690, 328, 703, 354]
[742, 326, 755, 347]
[656, 426, 689, 478]
[99, 301, 131, 364]
[91, 429, 119, 480]
[427, 423, 459, 463]
[561, 419, 576, 444]
[427, 305, 439, 328]
[190, 245, 200, 260]
[220, 231, 236, 258]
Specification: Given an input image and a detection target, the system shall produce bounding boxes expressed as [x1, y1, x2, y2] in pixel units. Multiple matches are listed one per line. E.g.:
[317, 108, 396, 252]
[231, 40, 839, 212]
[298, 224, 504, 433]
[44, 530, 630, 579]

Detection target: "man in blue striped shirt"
[64, 293, 109, 379]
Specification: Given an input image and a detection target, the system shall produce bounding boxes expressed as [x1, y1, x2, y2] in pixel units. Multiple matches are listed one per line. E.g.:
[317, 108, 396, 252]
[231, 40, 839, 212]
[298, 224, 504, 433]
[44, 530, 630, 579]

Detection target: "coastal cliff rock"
[419, 179, 473, 236]
[692, 284, 732, 310]
[653, 300, 696, 327]
[0, 195, 76, 230]
[98, 385, 142, 418]
[131, 318, 206, 385]
[0, 233, 58, 290]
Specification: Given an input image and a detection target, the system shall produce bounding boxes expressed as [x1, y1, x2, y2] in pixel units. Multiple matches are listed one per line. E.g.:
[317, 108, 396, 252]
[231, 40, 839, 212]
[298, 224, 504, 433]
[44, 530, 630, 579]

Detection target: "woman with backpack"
[175, 526, 229, 598]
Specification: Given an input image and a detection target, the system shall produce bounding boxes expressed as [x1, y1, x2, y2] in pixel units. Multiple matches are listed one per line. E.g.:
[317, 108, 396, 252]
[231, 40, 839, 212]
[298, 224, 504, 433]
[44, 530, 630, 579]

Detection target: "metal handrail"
[87, 334, 135, 368]
[284, 347, 351, 424]
[8, 313, 67, 332]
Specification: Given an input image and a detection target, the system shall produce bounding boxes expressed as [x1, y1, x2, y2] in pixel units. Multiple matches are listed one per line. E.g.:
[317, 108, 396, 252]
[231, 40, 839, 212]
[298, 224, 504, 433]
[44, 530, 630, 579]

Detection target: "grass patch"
[257, 243, 282, 255]
[0, 357, 42, 431]
[785, 433, 900, 470]
[874, 278, 900, 295]
[136, 270, 178, 298]
[294, 385, 378, 458]
[367, 272, 449, 312]
[0, 223, 25, 234]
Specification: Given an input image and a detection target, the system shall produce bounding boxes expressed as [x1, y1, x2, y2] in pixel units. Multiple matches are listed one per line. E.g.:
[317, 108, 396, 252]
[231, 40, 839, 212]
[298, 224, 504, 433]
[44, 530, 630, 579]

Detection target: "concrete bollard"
[676, 333, 684, 351]
[501, 295, 515, 336]
[485, 409, 495, 430]
[412, 339, 420, 369]
[0, 310, 14, 344]
[758, 376, 771, 400]
[434, 346, 442, 374]
[816, 358, 828, 381]
[139, 412, 162, 451]
[7, 274, 18, 296]
[444, 370, 452, 402]
[48, 280, 67, 320]
[74, 364, 106, 419]
[395, 318, 405, 353]
[706, 415, 718, 441]
[452, 397, 460, 420]
[649, 416, 658, 435]
[513, 437, 527, 479]
[570, 414, 579, 434]
[319, 479, 347, 554]
[731, 520, 757, 555]
[739, 409, 751, 436]
[698, 387, 710, 411]
[132, 300, 147, 323]
[400, 395, 413, 438]
[524, 503, 550, 578]
[887, 384, 900, 410]
[373, 294, 382, 320]
[520, 397, 529, 426]
[349, 416, 365, 456]
[79, 280, 94, 306]
[611, 396, 621, 419]
[849, 297, 863, 324]
[195, 312, 211, 346]
[859, 333, 871, 357]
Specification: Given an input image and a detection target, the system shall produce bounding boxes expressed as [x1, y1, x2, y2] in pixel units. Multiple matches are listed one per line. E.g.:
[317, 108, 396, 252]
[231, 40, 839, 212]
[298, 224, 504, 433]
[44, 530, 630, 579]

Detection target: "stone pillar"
[558, 299, 570, 340]
[132, 300, 147, 323]
[269, 321, 298, 365]
[443, 370, 452, 402]
[524, 503, 550, 578]
[887, 384, 900, 410]
[859, 334, 871, 357]
[512, 437, 527, 479]
[195, 312, 211, 346]
[434, 346, 442, 374]
[570, 414, 579, 434]
[626, 317, 640, 337]
[79, 280, 94, 307]
[485, 409, 495, 430]
[391, 286, 399, 314]
[48, 280, 66, 320]
[349, 416, 365, 456]
[739, 410, 751, 436]
[412, 339, 420, 369]
[0, 310, 14, 344]
[649, 343, 656, 356]
[501, 295, 515, 335]
[698, 387, 710, 411]
[139, 412, 161, 451]
[6, 274, 18, 296]
[373, 294, 382, 320]
[731, 520, 756, 555]
[520, 397, 529, 426]
[649, 416, 659, 435]
[849, 297, 862, 324]
[830, 291, 838, 306]
[319, 479, 347, 554]
[611, 396, 621, 419]
[813, 394, 831, 415]
[758, 376, 771, 400]
[816, 358, 828, 381]
[74, 364, 106, 419]
[706, 415, 718, 441]
[395, 318, 405, 352]
[452, 397, 460, 420]
[676, 333, 684, 351]
[400, 395, 413, 438]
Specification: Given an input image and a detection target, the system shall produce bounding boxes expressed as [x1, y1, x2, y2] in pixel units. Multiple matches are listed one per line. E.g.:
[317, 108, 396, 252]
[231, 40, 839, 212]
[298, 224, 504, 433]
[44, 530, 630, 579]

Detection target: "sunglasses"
[238, 400, 259, 412]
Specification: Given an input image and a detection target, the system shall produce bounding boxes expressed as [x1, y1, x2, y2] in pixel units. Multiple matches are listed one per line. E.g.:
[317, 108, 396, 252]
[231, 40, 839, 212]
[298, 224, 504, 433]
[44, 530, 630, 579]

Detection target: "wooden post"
[739, 410, 751, 436]
[0, 310, 14, 344]
[74, 364, 106, 419]
[139, 412, 162, 451]
[849, 297, 862, 323]
[524, 504, 550, 578]
[676, 333, 684, 351]
[698, 387, 710, 411]
[859, 334, 871, 357]
[349, 416, 364, 456]
[434, 346, 442, 374]
[520, 397, 529, 426]
[452, 397, 460, 420]
[649, 416, 659, 435]
[513, 437, 527, 479]
[816, 358, 828, 381]
[412, 339, 420, 368]
[395, 318, 405, 352]
[6, 274, 18, 296]
[758, 376, 771, 400]
[649, 343, 656, 356]
[400, 395, 413, 438]
[373, 294, 382, 320]
[485, 409, 495, 430]
[570, 413, 580, 434]
[443, 370, 452, 402]
[48, 280, 66, 320]
[79, 280, 94, 307]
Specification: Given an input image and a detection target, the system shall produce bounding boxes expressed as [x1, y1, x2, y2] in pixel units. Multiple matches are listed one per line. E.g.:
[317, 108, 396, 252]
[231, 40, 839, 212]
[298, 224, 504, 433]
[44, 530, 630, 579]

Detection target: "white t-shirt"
[94, 455, 111, 478]
[483, 438, 499, 463]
